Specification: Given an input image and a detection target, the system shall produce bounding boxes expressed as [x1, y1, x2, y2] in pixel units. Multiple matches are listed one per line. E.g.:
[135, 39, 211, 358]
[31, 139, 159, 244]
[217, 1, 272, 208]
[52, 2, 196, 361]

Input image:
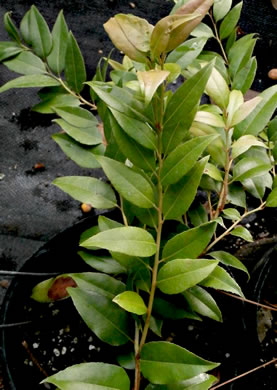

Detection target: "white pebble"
[73, 337, 78, 344]
[53, 348, 60, 357]
[188, 325, 194, 331]
[225, 353, 230, 358]
[33, 343, 39, 349]
[88, 345, 96, 350]
[61, 347, 67, 355]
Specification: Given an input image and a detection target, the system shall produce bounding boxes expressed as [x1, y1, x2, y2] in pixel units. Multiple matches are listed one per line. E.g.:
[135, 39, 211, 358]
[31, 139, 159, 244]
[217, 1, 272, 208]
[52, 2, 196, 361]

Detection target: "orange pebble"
[81, 203, 92, 213]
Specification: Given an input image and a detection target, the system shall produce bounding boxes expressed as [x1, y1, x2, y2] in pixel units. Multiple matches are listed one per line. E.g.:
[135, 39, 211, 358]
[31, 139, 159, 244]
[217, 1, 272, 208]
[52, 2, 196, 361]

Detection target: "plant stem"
[56, 76, 97, 110]
[210, 357, 277, 390]
[120, 195, 129, 226]
[219, 290, 277, 312]
[209, 11, 229, 65]
[134, 321, 141, 390]
[203, 202, 266, 254]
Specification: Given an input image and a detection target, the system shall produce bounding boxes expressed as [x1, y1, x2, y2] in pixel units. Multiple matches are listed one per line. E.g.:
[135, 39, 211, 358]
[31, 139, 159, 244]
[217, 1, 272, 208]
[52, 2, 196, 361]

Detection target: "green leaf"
[52, 133, 103, 169]
[80, 227, 156, 257]
[33, 94, 80, 114]
[232, 157, 271, 182]
[47, 10, 69, 74]
[137, 69, 169, 105]
[95, 155, 156, 208]
[54, 106, 98, 128]
[194, 111, 225, 127]
[113, 291, 147, 315]
[42, 362, 130, 390]
[98, 215, 123, 232]
[222, 208, 240, 221]
[219, 2, 242, 40]
[145, 373, 217, 390]
[230, 96, 262, 127]
[228, 34, 257, 80]
[227, 183, 246, 208]
[65, 31, 86, 93]
[191, 23, 214, 38]
[111, 113, 156, 172]
[31, 277, 55, 303]
[266, 187, 277, 207]
[53, 176, 116, 209]
[149, 316, 163, 337]
[140, 341, 219, 384]
[161, 135, 217, 186]
[157, 258, 218, 295]
[68, 287, 131, 345]
[0, 74, 59, 93]
[153, 297, 201, 321]
[20, 10, 31, 44]
[230, 226, 253, 242]
[183, 285, 222, 322]
[54, 118, 102, 145]
[188, 204, 208, 227]
[117, 351, 135, 370]
[200, 265, 244, 296]
[3, 51, 47, 75]
[204, 66, 230, 109]
[243, 174, 272, 199]
[29, 5, 52, 58]
[209, 251, 249, 279]
[232, 135, 266, 159]
[162, 222, 216, 261]
[78, 251, 126, 274]
[110, 108, 157, 151]
[110, 252, 149, 270]
[234, 85, 277, 138]
[204, 162, 223, 181]
[213, 0, 232, 22]
[166, 37, 208, 70]
[0, 42, 23, 62]
[4, 12, 21, 44]
[79, 226, 100, 245]
[104, 14, 153, 63]
[232, 57, 257, 94]
[163, 156, 209, 220]
[131, 206, 158, 228]
[162, 61, 214, 154]
[71, 272, 125, 299]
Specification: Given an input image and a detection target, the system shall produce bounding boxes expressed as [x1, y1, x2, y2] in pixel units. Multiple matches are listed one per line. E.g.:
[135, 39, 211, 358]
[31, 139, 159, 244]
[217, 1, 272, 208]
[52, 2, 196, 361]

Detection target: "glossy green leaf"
[225, 27, 236, 54]
[53, 176, 116, 209]
[95, 155, 156, 208]
[144, 373, 217, 390]
[200, 265, 244, 296]
[42, 362, 130, 390]
[191, 22, 214, 38]
[104, 14, 153, 63]
[222, 208, 240, 221]
[266, 187, 277, 207]
[267, 117, 277, 141]
[157, 258, 218, 295]
[219, 2, 242, 40]
[149, 316, 163, 337]
[163, 157, 209, 220]
[234, 85, 277, 138]
[204, 66, 229, 109]
[232, 57, 257, 94]
[243, 173, 272, 199]
[137, 69, 169, 105]
[230, 226, 253, 242]
[98, 216, 123, 232]
[162, 62, 214, 154]
[113, 291, 147, 315]
[140, 341, 219, 384]
[194, 111, 225, 127]
[110, 252, 149, 270]
[213, 0, 232, 22]
[0, 74, 59, 93]
[79, 226, 100, 245]
[209, 251, 249, 278]
[54, 118, 101, 145]
[230, 96, 262, 127]
[31, 277, 56, 303]
[183, 285, 222, 322]
[29, 5, 52, 58]
[4, 12, 21, 44]
[47, 10, 69, 74]
[52, 133, 103, 169]
[0, 42, 23, 62]
[71, 272, 125, 299]
[153, 297, 201, 321]
[166, 37, 208, 70]
[33, 95, 80, 114]
[81, 227, 156, 257]
[78, 251, 126, 274]
[228, 34, 257, 80]
[232, 157, 271, 182]
[227, 183, 246, 208]
[232, 135, 266, 159]
[54, 106, 98, 128]
[65, 31, 86, 93]
[68, 287, 131, 345]
[204, 162, 223, 181]
[111, 114, 156, 172]
[161, 135, 217, 186]
[226, 89, 244, 127]
[162, 222, 216, 261]
[117, 351, 135, 370]
[188, 204, 208, 227]
[110, 108, 157, 151]
[3, 51, 47, 75]
[20, 10, 31, 44]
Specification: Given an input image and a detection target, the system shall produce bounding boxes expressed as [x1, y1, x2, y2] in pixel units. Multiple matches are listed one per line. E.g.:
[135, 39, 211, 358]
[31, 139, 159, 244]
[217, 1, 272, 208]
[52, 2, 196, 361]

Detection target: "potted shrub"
[0, 0, 277, 389]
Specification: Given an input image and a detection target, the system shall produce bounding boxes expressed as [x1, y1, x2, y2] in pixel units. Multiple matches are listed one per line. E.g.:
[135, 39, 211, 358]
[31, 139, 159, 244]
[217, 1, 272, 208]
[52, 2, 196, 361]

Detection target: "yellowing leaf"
[137, 70, 169, 105]
[194, 110, 225, 127]
[205, 66, 230, 109]
[230, 96, 263, 127]
[232, 135, 267, 159]
[226, 89, 244, 128]
[113, 291, 147, 315]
